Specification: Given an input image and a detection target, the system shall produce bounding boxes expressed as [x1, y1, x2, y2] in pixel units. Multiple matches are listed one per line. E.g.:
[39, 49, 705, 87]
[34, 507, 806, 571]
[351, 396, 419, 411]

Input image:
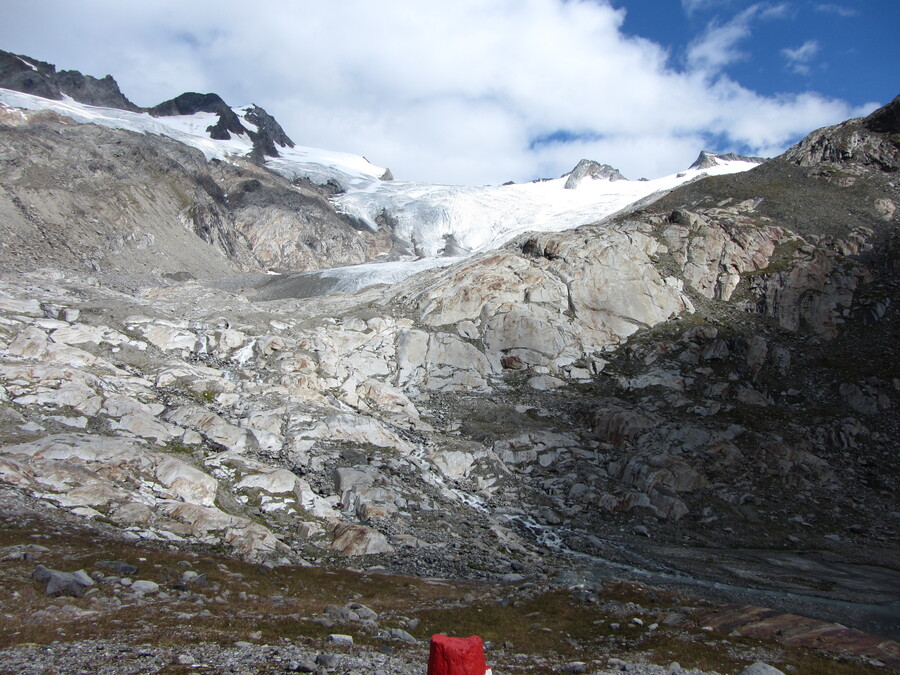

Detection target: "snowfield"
[332, 157, 756, 258]
[0, 88, 760, 291]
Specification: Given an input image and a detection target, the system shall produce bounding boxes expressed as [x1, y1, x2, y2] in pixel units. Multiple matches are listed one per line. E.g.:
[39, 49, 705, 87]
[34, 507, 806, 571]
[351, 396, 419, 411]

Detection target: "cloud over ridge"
[0, 0, 878, 185]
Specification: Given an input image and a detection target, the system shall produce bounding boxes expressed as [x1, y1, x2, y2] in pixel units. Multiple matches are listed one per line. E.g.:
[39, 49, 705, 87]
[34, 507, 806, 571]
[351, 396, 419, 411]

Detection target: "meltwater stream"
[507, 515, 900, 640]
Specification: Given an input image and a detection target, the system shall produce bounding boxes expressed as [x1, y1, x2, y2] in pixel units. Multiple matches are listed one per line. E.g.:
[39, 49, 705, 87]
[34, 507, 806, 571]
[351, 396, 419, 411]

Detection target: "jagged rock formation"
[242, 103, 295, 156]
[150, 92, 249, 140]
[689, 151, 766, 170]
[0, 49, 140, 111]
[151, 93, 294, 161]
[563, 158, 627, 189]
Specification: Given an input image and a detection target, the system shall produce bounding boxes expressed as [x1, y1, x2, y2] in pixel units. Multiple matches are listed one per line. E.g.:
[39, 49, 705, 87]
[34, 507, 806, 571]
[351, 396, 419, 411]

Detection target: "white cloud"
[815, 4, 859, 18]
[0, 0, 875, 185]
[782, 40, 820, 74]
[681, 0, 732, 15]
[686, 3, 788, 73]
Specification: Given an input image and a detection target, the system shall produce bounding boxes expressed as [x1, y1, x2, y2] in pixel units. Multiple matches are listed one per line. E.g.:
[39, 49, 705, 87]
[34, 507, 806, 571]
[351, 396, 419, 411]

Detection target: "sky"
[0, 0, 896, 185]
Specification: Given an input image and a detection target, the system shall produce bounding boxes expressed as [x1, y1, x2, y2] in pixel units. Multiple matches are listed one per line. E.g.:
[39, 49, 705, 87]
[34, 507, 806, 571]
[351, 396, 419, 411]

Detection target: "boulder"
[329, 522, 395, 555]
[130, 580, 159, 595]
[155, 457, 218, 507]
[32, 565, 90, 597]
[165, 406, 258, 453]
[738, 664, 785, 675]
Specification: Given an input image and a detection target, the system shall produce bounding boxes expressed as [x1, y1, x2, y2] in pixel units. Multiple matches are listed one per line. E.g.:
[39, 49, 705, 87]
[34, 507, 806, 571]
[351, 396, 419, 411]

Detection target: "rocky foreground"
[1, 493, 896, 674]
[0, 56, 898, 673]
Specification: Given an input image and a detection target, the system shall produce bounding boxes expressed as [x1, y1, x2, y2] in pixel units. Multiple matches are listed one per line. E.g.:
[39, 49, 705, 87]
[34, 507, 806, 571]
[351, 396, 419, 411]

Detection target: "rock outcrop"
[689, 151, 766, 170]
[784, 95, 900, 172]
[563, 158, 627, 189]
[151, 93, 295, 161]
[151, 92, 249, 140]
[0, 104, 391, 276]
[0, 49, 140, 111]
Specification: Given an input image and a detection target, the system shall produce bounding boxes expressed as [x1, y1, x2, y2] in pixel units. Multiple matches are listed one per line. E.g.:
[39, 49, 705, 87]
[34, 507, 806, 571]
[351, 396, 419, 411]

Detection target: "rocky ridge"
[0, 49, 140, 111]
[150, 92, 295, 161]
[0, 104, 393, 276]
[688, 153, 766, 171]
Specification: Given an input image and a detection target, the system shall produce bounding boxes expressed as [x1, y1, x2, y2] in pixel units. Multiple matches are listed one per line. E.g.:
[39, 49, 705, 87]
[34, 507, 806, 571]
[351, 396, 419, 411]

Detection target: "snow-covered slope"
[0, 89, 388, 190]
[0, 87, 761, 290]
[332, 157, 757, 258]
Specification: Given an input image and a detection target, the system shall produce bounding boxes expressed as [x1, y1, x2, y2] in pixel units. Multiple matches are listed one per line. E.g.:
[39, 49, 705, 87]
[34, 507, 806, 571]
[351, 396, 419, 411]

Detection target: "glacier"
[0, 87, 760, 293]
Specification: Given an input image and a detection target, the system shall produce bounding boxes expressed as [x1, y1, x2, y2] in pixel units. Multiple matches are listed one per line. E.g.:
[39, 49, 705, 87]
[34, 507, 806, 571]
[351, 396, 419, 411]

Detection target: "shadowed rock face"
[864, 94, 900, 134]
[151, 92, 248, 140]
[0, 51, 60, 100]
[55, 69, 142, 111]
[0, 49, 140, 111]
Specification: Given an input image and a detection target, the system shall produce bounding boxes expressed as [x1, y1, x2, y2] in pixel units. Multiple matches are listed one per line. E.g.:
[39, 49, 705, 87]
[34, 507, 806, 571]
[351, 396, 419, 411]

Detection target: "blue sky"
[0, 0, 895, 184]
[617, 0, 897, 107]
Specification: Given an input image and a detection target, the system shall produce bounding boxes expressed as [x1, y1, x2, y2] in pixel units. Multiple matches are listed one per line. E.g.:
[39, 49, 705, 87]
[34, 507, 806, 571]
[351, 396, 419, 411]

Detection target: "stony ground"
[1, 492, 893, 675]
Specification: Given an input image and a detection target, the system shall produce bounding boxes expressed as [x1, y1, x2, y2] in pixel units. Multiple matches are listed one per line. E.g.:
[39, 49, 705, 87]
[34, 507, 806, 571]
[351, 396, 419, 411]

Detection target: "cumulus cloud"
[0, 0, 876, 185]
[782, 40, 820, 74]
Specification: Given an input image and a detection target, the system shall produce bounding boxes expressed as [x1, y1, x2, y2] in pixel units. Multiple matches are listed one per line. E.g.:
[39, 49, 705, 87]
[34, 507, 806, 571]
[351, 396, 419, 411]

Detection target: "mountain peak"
[242, 103, 295, 152]
[150, 92, 246, 140]
[0, 49, 139, 111]
[150, 94, 294, 162]
[689, 151, 766, 171]
[563, 158, 627, 189]
[863, 94, 900, 134]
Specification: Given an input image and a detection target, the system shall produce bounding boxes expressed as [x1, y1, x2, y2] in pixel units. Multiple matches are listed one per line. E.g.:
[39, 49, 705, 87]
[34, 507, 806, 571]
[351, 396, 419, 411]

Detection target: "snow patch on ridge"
[0, 88, 388, 190]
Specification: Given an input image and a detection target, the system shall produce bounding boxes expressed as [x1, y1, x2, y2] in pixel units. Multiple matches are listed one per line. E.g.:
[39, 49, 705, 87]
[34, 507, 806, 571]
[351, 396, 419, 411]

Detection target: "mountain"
[0, 49, 761, 278]
[150, 92, 295, 162]
[1, 50, 898, 671]
[688, 150, 767, 170]
[0, 89, 398, 277]
[563, 158, 628, 188]
[0, 48, 140, 111]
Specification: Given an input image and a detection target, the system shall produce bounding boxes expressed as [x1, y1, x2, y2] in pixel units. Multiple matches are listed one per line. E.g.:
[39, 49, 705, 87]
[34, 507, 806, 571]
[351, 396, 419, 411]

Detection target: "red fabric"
[427, 634, 487, 675]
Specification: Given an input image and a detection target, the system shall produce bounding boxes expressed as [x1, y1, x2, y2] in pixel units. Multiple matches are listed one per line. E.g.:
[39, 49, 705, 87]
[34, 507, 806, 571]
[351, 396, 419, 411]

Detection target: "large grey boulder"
[738, 663, 785, 675]
[32, 565, 92, 597]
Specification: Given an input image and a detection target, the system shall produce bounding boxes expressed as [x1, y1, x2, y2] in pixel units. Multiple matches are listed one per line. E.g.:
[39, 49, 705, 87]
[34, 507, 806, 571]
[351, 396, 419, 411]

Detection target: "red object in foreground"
[428, 634, 488, 675]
